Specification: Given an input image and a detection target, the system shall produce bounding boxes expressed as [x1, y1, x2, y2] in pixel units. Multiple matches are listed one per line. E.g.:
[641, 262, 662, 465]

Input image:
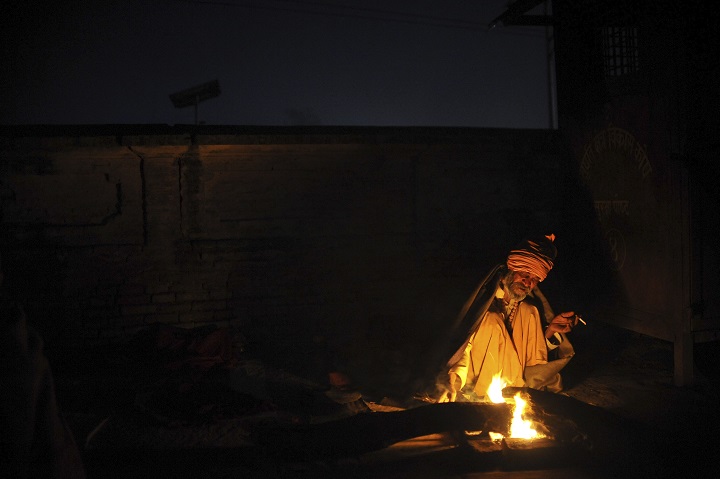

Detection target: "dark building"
[494, 0, 720, 385]
[551, 0, 720, 385]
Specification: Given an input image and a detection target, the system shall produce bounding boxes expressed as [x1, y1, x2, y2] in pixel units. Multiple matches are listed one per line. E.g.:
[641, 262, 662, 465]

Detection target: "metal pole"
[545, 1, 556, 129]
[194, 94, 199, 125]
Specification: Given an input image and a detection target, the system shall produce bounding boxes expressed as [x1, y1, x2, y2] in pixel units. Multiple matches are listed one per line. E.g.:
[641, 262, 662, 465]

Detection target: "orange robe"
[448, 293, 549, 398]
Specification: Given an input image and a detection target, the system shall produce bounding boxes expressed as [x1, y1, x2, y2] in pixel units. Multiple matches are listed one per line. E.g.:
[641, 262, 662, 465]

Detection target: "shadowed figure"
[1, 251, 85, 478]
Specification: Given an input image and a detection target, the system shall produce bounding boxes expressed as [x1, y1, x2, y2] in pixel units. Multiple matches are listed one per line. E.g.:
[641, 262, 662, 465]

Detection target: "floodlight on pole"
[169, 79, 221, 125]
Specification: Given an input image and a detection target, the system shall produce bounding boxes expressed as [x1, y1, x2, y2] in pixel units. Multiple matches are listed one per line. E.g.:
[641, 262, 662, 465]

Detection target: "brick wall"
[1, 126, 565, 384]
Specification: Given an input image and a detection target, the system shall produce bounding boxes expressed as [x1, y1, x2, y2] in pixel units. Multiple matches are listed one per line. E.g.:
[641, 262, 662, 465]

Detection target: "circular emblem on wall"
[578, 125, 653, 273]
[604, 227, 626, 271]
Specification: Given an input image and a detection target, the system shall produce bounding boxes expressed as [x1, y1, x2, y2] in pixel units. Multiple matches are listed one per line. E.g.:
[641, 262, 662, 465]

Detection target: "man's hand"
[545, 311, 578, 338]
[438, 372, 460, 403]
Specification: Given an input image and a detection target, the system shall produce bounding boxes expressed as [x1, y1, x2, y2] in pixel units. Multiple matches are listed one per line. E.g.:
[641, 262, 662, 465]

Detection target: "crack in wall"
[128, 146, 148, 246]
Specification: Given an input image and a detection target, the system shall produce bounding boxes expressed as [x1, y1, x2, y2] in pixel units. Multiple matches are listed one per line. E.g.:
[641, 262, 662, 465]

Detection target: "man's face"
[505, 270, 540, 301]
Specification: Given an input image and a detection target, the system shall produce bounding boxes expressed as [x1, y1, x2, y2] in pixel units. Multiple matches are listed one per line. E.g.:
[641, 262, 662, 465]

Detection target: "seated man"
[440, 234, 578, 402]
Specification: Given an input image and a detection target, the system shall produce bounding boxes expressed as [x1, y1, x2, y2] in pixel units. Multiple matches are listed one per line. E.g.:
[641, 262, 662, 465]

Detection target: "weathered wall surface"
[0, 126, 565, 385]
[552, 0, 720, 386]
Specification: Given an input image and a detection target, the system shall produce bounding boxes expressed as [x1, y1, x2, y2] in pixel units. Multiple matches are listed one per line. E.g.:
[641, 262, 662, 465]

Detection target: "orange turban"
[506, 234, 557, 282]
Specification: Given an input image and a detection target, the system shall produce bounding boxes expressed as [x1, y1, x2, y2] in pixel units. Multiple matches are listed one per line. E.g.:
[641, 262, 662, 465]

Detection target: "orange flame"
[486, 373, 543, 440]
[509, 392, 542, 439]
[487, 374, 507, 404]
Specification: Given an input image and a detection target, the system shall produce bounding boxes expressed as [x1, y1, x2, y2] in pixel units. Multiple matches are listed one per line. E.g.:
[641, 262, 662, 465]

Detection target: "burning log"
[250, 401, 511, 461]
[503, 387, 644, 449]
[502, 387, 669, 476]
[252, 386, 668, 478]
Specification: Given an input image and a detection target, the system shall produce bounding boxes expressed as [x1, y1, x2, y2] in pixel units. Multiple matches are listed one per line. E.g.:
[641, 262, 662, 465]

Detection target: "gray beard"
[503, 270, 529, 302]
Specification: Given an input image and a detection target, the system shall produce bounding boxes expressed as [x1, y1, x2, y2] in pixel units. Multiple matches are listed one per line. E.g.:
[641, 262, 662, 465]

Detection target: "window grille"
[602, 26, 638, 77]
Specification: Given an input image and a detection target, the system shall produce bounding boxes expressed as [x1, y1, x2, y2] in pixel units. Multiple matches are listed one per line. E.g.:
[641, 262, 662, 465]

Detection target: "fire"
[486, 374, 543, 440]
[509, 392, 542, 439]
[488, 431, 504, 442]
[487, 374, 507, 404]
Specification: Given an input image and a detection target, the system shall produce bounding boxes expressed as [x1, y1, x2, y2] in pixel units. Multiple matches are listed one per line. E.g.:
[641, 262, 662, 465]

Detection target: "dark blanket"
[132, 323, 273, 423]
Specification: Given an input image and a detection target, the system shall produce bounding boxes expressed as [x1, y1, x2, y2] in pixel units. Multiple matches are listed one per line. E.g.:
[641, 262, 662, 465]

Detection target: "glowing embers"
[486, 374, 544, 441]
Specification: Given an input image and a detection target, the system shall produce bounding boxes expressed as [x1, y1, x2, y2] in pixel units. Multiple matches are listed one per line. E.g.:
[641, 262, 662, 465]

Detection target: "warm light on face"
[513, 271, 540, 289]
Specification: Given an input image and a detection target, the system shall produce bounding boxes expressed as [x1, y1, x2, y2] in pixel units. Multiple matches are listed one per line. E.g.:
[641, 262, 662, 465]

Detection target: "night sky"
[1, 0, 555, 128]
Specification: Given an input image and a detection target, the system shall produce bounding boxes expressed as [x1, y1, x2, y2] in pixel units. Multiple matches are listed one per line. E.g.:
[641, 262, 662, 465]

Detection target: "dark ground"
[53, 320, 720, 479]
